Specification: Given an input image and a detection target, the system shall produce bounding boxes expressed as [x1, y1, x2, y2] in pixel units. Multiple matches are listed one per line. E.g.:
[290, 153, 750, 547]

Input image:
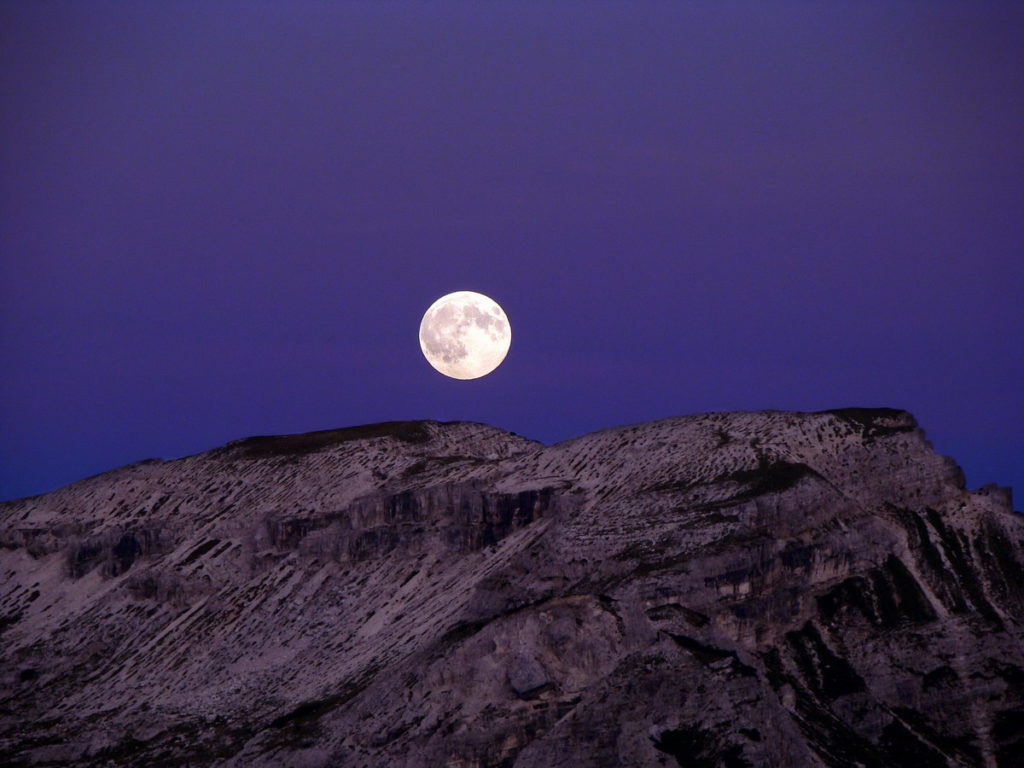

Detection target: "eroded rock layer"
[1, 410, 1021, 767]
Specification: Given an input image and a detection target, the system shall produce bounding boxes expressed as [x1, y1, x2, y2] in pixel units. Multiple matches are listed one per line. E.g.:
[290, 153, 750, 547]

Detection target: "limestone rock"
[1, 409, 1022, 767]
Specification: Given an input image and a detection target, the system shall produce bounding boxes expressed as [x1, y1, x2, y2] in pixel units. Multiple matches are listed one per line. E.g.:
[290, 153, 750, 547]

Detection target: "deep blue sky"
[2, 2, 1021, 503]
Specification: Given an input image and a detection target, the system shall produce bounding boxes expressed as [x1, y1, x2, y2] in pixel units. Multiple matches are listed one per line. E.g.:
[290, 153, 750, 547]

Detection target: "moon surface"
[419, 291, 511, 379]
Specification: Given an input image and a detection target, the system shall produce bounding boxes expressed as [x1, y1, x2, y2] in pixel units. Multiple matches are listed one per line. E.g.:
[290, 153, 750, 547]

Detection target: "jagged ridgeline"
[1, 409, 1022, 767]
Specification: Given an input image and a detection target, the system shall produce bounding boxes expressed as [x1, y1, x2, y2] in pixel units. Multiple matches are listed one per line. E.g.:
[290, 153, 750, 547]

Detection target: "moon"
[419, 291, 511, 379]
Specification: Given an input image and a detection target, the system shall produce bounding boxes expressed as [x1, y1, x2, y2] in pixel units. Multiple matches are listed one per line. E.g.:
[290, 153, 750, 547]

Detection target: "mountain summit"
[1, 409, 1021, 767]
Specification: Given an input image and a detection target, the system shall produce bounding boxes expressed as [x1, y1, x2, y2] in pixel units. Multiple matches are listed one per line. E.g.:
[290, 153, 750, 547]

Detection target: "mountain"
[1, 409, 1021, 767]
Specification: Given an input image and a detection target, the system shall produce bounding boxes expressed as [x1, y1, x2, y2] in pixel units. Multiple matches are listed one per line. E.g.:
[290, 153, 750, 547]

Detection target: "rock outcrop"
[1, 409, 1021, 767]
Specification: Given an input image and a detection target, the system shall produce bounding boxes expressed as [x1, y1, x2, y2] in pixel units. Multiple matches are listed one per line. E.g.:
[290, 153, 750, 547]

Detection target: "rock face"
[1, 409, 1022, 768]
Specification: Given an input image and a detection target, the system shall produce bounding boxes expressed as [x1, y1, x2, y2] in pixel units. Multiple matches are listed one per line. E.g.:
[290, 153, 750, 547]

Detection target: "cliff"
[1, 409, 1021, 767]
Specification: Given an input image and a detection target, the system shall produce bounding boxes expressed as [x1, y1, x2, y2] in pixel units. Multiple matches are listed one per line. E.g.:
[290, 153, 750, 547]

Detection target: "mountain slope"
[1, 409, 1021, 767]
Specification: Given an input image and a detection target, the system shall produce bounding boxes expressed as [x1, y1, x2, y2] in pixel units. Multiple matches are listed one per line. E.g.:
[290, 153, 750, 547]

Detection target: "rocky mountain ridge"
[1, 409, 1021, 767]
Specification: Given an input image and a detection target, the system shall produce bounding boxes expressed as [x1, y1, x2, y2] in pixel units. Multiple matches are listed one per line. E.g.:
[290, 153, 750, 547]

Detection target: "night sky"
[2, 2, 1021, 503]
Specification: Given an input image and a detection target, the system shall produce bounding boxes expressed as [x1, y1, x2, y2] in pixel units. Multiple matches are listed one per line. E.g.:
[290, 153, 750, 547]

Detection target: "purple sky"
[2, 2, 1021, 503]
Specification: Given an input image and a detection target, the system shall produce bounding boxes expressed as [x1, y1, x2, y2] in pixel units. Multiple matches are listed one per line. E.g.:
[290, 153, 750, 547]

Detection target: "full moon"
[419, 291, 511, 379]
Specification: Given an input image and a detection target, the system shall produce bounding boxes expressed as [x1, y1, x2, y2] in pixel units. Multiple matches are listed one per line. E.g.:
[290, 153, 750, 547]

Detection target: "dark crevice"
[664, 631, 757, 677]
[652, 726, 751, 768]
[786, 622, 865, 700]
